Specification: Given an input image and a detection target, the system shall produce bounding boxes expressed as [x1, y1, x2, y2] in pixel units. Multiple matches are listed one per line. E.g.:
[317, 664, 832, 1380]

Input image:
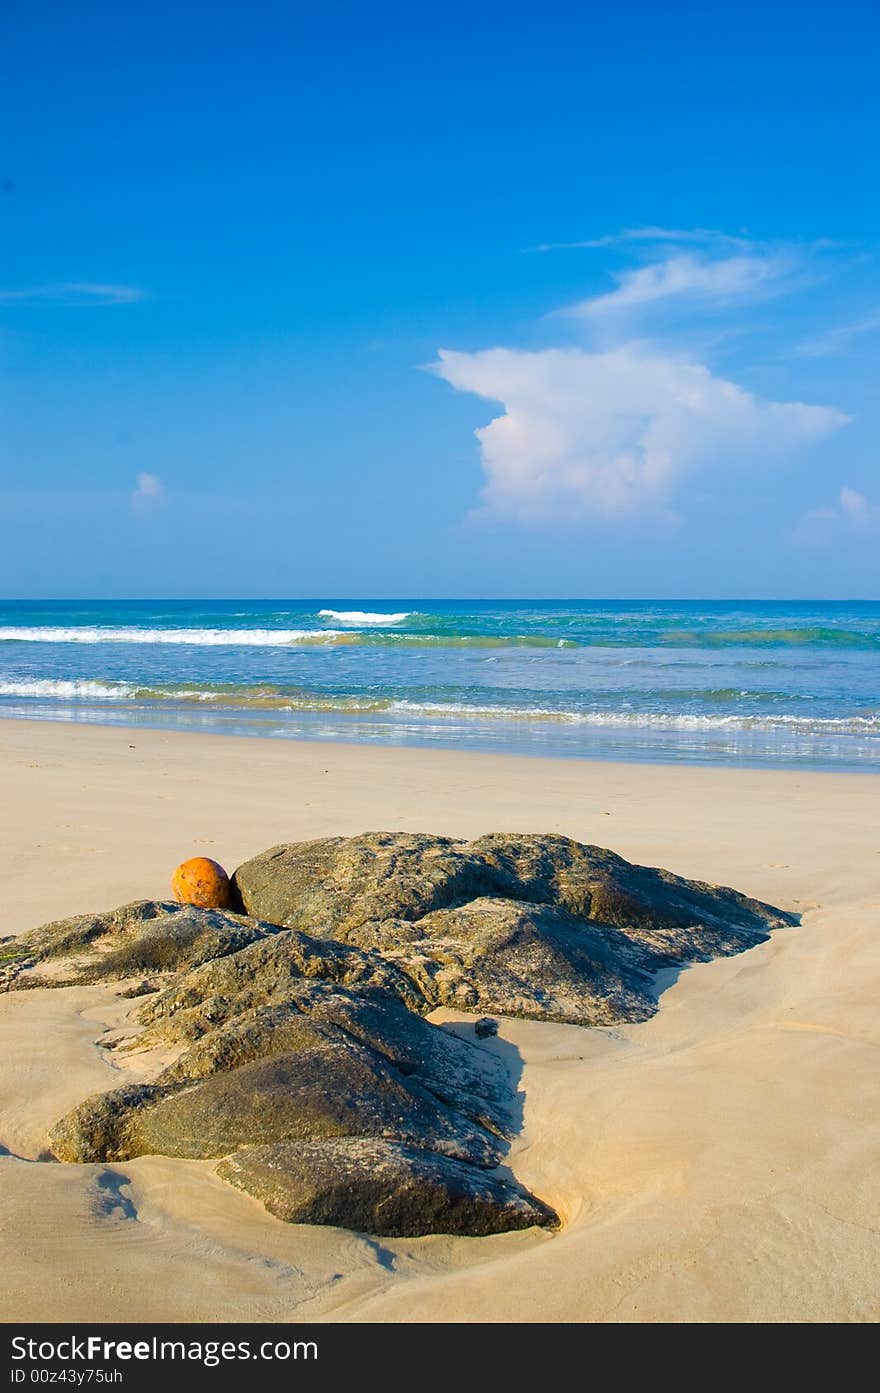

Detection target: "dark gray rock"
[22, 830, 796, 1238]
[217, 1138, 557, 1237]
[49, 1082, 168, 1163]
[133, 926, 424, 1041]
[231, 832, 795, 1025]
[301, 986, 513, 1134]
[137, 978, 513, 1136]
[362, 898, 658, 1025]
[0, 900, 285, 991]
[51, 1032, 500, 1166]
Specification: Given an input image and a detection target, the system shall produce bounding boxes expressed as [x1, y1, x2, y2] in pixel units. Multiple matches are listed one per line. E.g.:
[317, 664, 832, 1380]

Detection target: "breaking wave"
[0, 626, 346, 647]
[0, 626, 577, 650]
[317, 609, 413, 625]
[1, 678, 877, 736]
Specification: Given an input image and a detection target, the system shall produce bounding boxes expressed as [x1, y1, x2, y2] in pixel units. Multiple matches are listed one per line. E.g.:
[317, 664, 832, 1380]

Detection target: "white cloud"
[431, 346, 848, 521]
[559, 253, 795, 319]
[839, 486, 880, 525]
[0, 283, 144, 306]
[528, 226, 748, 253]
[796, 308, 880, 358]
[797, 487, 880, 543]
[132, 472, 165, 511]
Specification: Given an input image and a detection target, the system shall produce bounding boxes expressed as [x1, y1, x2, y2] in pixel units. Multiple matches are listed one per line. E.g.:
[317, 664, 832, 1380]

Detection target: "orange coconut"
[171, 856, 232, 909]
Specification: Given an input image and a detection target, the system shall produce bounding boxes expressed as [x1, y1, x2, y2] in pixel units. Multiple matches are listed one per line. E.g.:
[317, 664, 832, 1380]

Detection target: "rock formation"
[231, 832, 794, 1025]
[1, 832, 796, 1237]
[218, 1138, 556, 1237]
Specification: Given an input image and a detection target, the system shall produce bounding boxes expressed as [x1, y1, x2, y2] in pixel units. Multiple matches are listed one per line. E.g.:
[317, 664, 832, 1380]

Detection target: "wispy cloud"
[527, 226, 749, 254]
[797, 487, 880, 544]
[131, 472, 165, 511]
[558, 252, 798, 320]
[432, 346, 847, 521]
[796, 308, 880, 358]
[0, 283, 145, 306]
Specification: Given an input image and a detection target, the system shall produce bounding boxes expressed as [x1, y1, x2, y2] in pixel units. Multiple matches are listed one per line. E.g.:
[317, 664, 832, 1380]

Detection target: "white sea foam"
[0, 679, 135, 699]
[317, 610, 412, 625]
[0, 627, 345, 647]
[382, 700, 880, 735]
[0, 624, 578, 650]
[0, 678, 877, 736]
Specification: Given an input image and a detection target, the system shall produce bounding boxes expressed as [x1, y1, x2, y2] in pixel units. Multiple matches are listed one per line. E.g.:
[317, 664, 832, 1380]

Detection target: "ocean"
[0, 599, 878, 771]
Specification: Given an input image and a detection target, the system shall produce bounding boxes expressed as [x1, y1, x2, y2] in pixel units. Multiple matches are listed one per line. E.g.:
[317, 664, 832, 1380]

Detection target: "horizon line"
[2, 596, 879, 606]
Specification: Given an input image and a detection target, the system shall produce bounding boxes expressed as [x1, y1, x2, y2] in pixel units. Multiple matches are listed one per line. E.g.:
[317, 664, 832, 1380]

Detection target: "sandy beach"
[1, 717, 877, 1323]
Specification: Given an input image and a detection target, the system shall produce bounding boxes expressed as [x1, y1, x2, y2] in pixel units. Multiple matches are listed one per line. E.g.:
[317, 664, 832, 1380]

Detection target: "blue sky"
[2, 0, 879, 598]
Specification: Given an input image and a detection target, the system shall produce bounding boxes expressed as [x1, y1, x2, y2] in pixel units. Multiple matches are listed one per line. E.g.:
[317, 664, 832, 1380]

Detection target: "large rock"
[231, 832, 795, 1025]
[132, 928, 424, 1036]
[148, 988, 514, 1136]
[0, 900, 283, 991]
[218, 1138, 557, 1237]
[13, 830, 796, 1238]
[50, 1030, 501, 1167]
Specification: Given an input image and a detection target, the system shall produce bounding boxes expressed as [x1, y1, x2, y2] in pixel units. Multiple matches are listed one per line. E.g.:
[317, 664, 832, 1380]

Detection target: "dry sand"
[1, 717, 877, 1323]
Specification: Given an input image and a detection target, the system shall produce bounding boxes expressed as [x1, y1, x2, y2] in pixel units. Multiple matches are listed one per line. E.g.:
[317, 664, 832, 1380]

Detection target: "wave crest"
[0, 626, 578, 650]
[0, 627, 345, 647]
[317, 609, 412, 625]
[1, 678, 877, 737]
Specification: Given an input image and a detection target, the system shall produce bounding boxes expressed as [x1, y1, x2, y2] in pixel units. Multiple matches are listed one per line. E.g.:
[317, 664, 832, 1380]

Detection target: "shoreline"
[1, 717, 878, 1320]
[3, 596, 878, 777]
[2, 714, 874, 936]
[1, 707, 877, 778]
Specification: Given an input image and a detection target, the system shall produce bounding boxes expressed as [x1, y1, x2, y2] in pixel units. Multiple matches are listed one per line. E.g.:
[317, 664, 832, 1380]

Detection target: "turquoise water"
[1, 600, 878, 770]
